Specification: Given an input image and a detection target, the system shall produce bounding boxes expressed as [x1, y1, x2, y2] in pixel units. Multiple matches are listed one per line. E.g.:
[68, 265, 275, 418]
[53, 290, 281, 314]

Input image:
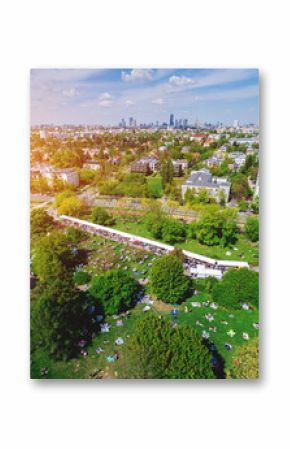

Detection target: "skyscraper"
[169, 113, 174, 127]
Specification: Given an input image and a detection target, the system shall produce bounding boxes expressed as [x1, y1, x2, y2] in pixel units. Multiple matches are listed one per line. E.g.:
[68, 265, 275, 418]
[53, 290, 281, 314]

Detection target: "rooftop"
[183, 169, 230, 188]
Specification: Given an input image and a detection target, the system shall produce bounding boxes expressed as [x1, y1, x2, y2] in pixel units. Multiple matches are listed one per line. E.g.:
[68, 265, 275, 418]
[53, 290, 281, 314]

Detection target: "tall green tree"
[150, 254, 189, 303]
[160, 158, 174, 187]
[231, 173, 251, 201]
[212, 268, 259, 309]
[31, 276, 92, 360]
[120, 314, 215, 379]
[89, 269, 139, 315]
[245, 216, 259, 242]
[32, 231, 76, 281]
[196, 209, 238, 247]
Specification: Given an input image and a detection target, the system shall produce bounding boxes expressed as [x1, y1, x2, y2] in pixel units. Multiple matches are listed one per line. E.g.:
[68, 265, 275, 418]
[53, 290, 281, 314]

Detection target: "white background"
[0, 1, 289, 447]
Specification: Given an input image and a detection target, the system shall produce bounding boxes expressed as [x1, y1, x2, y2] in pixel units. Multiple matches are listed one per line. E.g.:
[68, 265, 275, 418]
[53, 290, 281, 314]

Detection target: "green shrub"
[74, 271, 91, 285]
[89, 269, 139, 315]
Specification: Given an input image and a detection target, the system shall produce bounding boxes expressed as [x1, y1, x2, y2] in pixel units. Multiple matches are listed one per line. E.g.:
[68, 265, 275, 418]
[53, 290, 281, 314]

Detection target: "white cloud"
[99, 92, 112, 100]
[98, 92, 113, 107]
[62, 87, 78, 97]
[152, 97, 164, 105]
[169, 75, 196, 87]
[121, 69, 154, 82]
[124, 99, 134, 106]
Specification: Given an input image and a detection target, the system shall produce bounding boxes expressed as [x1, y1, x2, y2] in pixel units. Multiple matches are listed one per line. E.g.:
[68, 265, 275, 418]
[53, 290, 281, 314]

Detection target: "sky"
[31, 68, 259, 126]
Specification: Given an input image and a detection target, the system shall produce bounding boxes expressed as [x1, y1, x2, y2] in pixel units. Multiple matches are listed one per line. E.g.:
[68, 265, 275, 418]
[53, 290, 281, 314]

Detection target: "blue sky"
[31, 68, 259, 126]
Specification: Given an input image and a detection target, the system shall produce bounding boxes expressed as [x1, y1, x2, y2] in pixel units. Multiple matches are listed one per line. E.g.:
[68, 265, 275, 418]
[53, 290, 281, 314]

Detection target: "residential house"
[181, 169, 231, 203]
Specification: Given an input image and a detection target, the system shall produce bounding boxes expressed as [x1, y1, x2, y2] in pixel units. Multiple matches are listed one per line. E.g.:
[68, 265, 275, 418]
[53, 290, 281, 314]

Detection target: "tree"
[57, 196, 84, 217]
[228, 338, 259, 379]
[218, 188, 226, 206]
[89, 269, 139, 315]
[160, 158, 174, 187]
[196, 210, 238, 247]
[212, 268, 259, 309]
[31, 208, 54, 236]
[150, 254, 189, 303]
[161, 218, 186, 244]
[51, 147, 84, 168]
[245, 216, 259, 242]
[231, 173, 251, 201]
[186, 221, 198, 239]
[91, 206, 114, 226]
[31, 276, 93, 360]
[145, 207, 166, 239]
[54, 190, 74, 208]
[120, 314, 215, 379]
[32, 231, 75, 282]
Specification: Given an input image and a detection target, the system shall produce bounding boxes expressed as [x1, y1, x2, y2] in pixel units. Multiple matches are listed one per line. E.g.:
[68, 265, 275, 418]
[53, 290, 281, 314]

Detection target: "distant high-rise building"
[129, 117, 134, 128]
[120, 118, 126, 128]
[233, 119, 240, 129]
[169, 113, 174, 127]
[183, 119, 188, 128]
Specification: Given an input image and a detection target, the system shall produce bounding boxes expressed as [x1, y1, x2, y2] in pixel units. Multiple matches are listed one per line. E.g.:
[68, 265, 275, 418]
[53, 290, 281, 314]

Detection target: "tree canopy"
[231, 173, 252, 201]
[160, 158, 174, 187]
[245, 216, 259, 242]
[120, 314, 215, 379]
[89, 269, 139, 315]
[31, 208, 54, 236]
[32, 231, 76, 281]
[196, 209, 238, 247]
[31, 276, 93, 360]
[228, 338, 259, 379]
[150, 254, 189, 303]
[161, 218, 186, 243]
[212, 268, 259, 309]
[57, 196, 84, 217]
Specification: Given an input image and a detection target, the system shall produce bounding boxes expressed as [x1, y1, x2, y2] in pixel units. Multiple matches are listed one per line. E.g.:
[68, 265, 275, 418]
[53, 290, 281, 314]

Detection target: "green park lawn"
[31, 293, 259, 379]
[112, 218, 259, 265]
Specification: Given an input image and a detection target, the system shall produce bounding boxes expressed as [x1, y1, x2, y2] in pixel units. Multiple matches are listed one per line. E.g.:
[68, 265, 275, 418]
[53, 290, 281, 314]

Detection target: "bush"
[74, 271, 91, 285]
[245, 216, 259, 242]
[120, 314, 215, 379]
[161, 218, 186, 244]
[58, 196, 84, 217]
[89, 269, 139, 315]
[150, 254, 189, 303]
[65, 227, 87, 244]
[212, 268, 259, 309]
[31, 208, 54, 236]
[238, 200, 248, 212]
[91, 206, 115, 226]
[228, 338, 259, 379]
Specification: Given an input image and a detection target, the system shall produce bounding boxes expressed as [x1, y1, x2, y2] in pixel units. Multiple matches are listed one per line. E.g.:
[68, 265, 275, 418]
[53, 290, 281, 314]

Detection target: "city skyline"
[31, 68, 259, 126]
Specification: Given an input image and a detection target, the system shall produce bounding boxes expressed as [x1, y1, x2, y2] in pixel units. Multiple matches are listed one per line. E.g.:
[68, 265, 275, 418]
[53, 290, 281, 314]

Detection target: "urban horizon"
[31, 69, 259, 126]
